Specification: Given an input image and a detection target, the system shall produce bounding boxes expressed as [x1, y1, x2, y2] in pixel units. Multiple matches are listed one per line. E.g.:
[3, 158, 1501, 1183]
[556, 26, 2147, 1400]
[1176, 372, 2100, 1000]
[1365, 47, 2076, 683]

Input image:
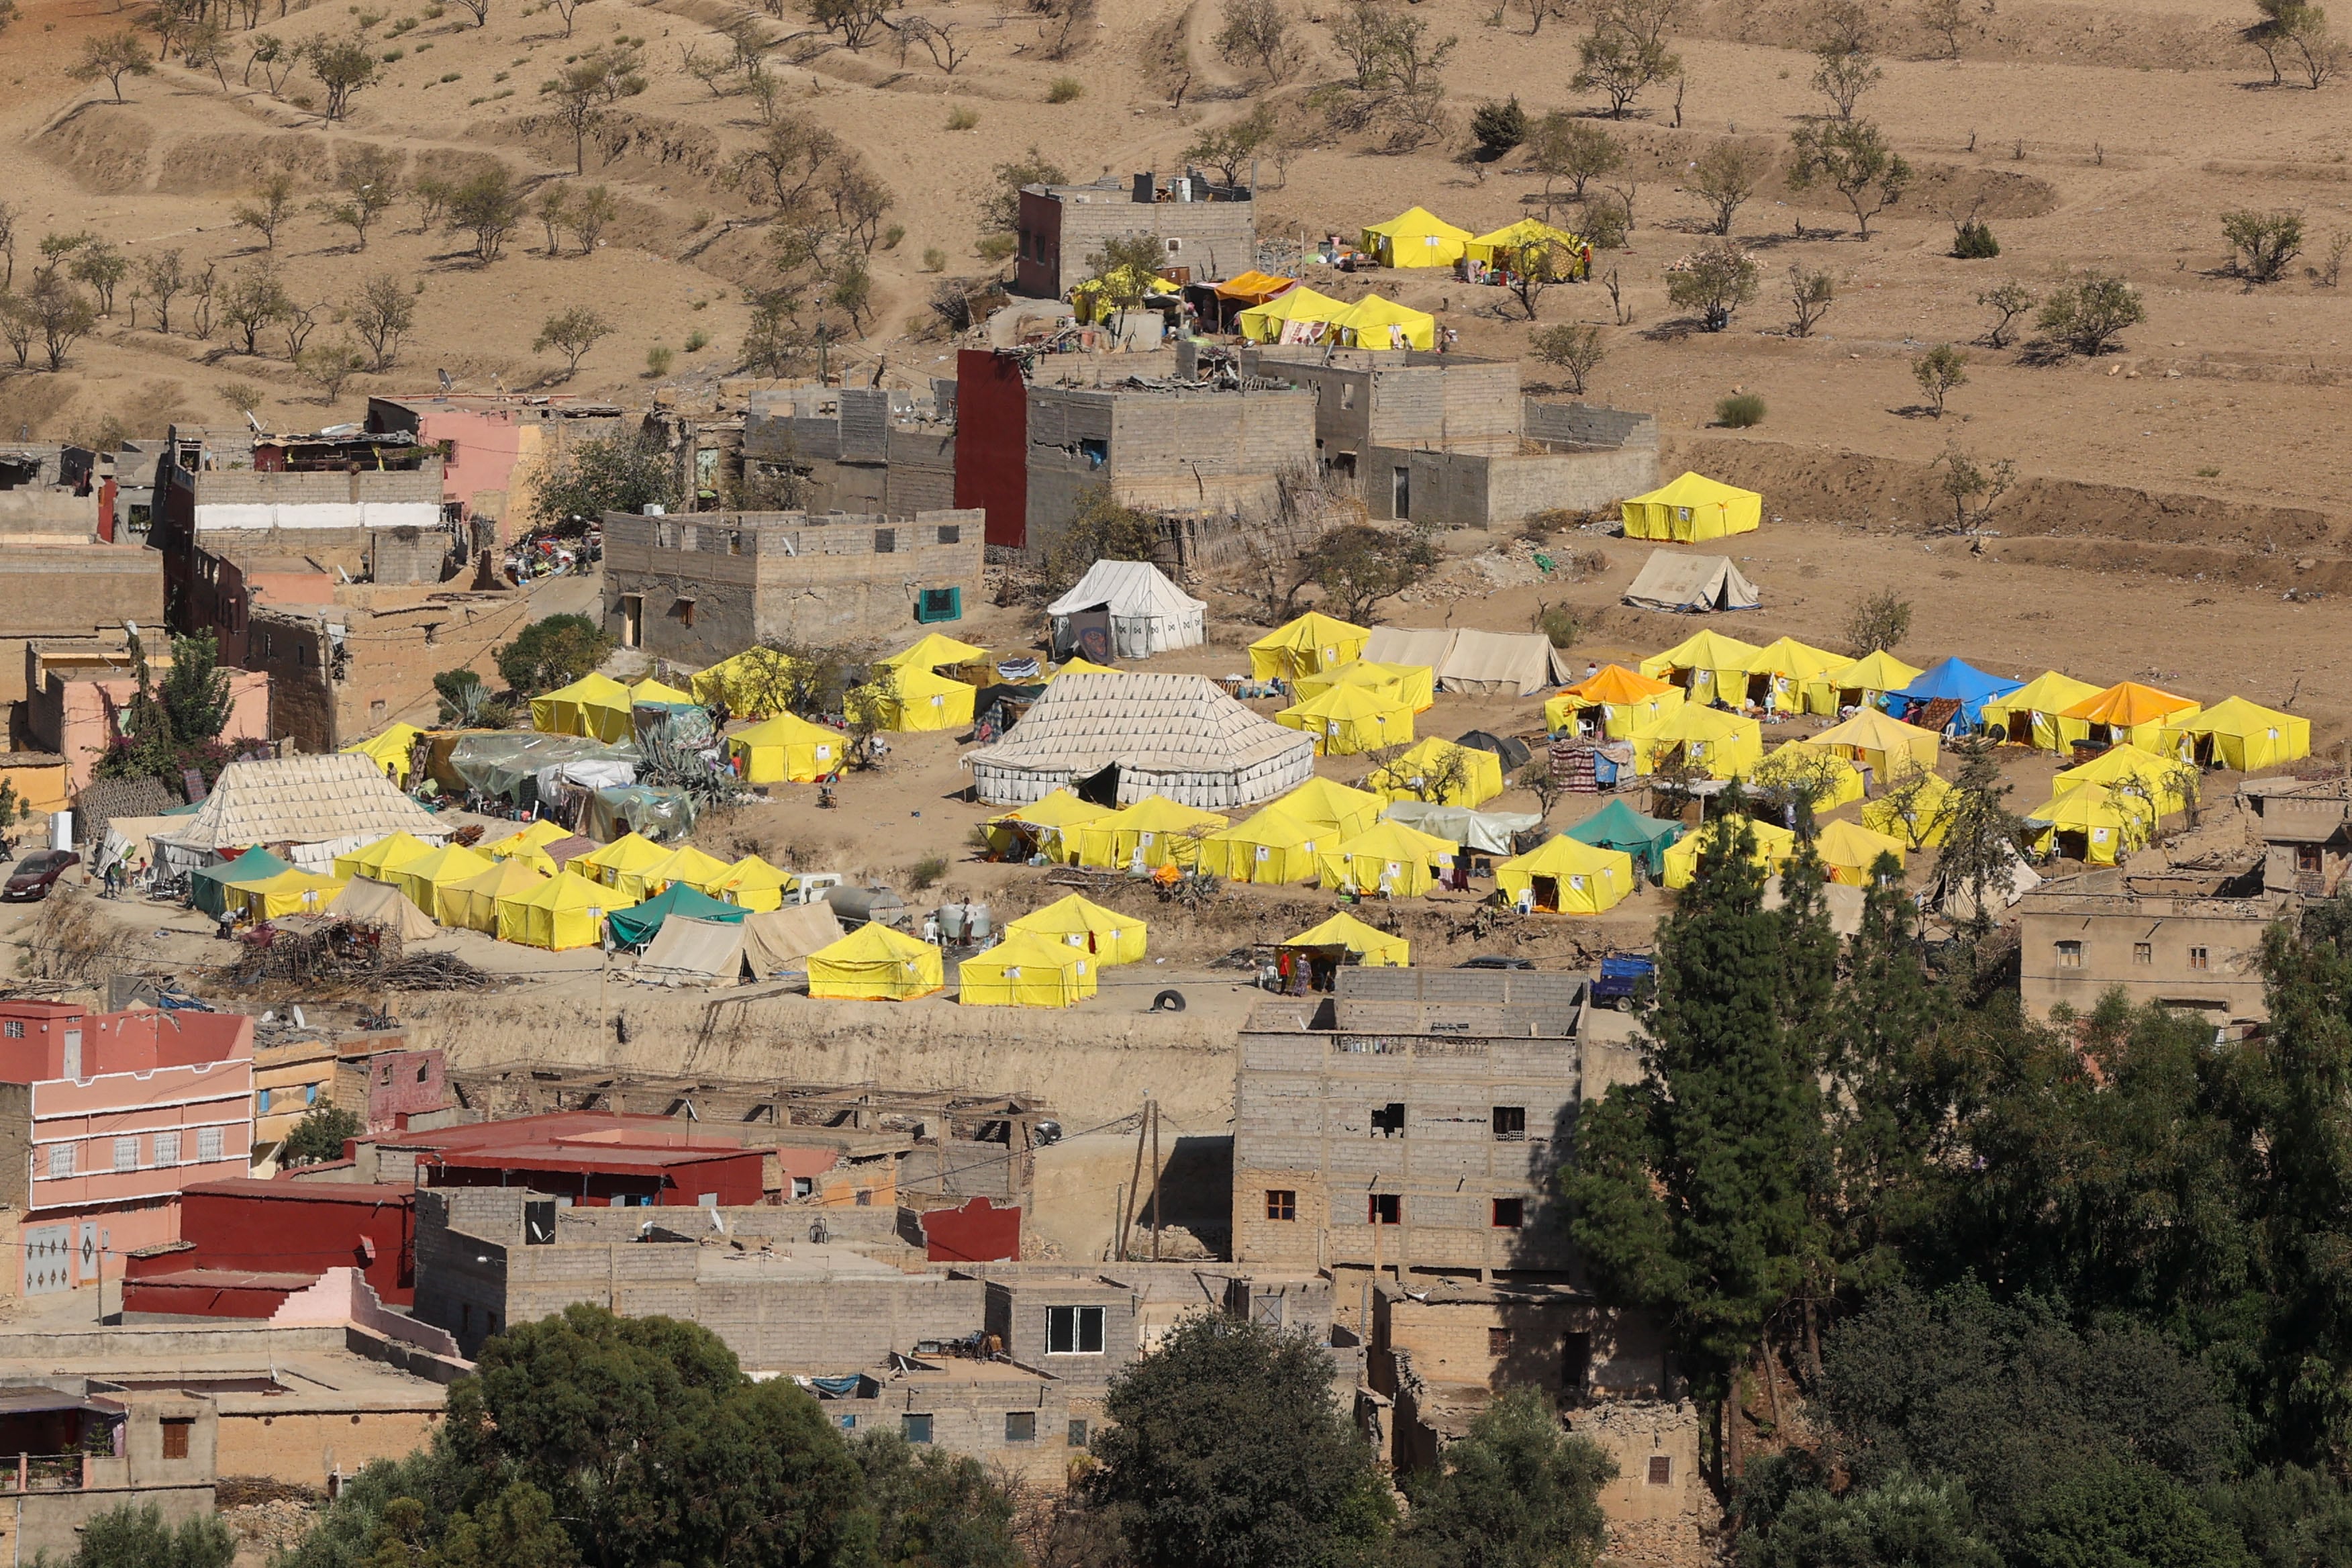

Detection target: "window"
[1046, 1305, 1106, 1355]
[1005, 1411, 1038, 1443]
[1369, 1194, 1402, 1226]
[1340, 383, 1357, 411]
[2298, 844, 2324, 874]
[369, 699, 387, 723]
[3, 1021, 21, 1039]
[1068, 1419, 1091, 1448]
[416, 1063, 430, 1083]
[47, 1144, 73, 1179]
[1165, 238, 1181, 254]
[1370, 1102, 1405, 1137]
[114, 1136, 139, 1173]
[1265, 1189, 1295, 1222]
[1647, 1456, 1673, 1487]
[793, 1177, 815, 1199]
[836, 1414, 858, 1432]
[524, 1201, 556, 1246]
[154, 1131, 180, 1166]
[1488, 1327, 1513, 1354]
[936, 524, 961, 544]
[1491, 1197, 1525, 1230]
[874, 528, 897, 554]
[2189, 946, 2210, 970]
[902, 1415, 933, 1444]
[305, 1083, 318, 1104]
[2055, 941, 2084, 969]
[2134, 942, 2153, 965]
[1492, 1106, 1526, 1141]
[160, 1419, 193, 1461]
[198, 1127, 224, 1162]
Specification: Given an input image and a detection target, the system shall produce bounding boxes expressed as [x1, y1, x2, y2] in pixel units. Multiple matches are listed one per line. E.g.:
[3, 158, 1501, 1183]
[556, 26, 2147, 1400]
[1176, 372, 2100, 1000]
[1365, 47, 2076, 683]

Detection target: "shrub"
[1912, 342, 1969, 415]
[1842, 587, 1912, 654]
[495, 612, 613, 695]
[908, 854, 948, 891]
[2222, 208, 2303, 283]
[880, 222, 905, 250]
[1951, 217, 2000, 258]
[1530, 322, 1606, 393]
[645, 344, 674, 377]
[976, 232, 1017, 263]
[1472, 95, 1528, 156]
[2035, 271, 2144, 354]
[1533, 601, 1579, 648]
[684, 329, 709, 352]
[1046, 75, 1083, 101]
[921, 246, 947, 272]
[946, 101, 979, 130]
[1716, 391, 1767, 427]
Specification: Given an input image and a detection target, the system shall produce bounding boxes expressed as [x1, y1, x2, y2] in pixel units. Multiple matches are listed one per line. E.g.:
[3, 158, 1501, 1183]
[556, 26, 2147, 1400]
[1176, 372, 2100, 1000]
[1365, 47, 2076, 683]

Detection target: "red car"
[2, 850, 79, 901]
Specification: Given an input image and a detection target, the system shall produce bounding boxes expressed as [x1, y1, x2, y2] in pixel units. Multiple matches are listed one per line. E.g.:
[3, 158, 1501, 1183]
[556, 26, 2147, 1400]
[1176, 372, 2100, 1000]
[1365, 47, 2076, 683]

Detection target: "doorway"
[1391, 466, 1410, 519]
[620, 595, 642, 648]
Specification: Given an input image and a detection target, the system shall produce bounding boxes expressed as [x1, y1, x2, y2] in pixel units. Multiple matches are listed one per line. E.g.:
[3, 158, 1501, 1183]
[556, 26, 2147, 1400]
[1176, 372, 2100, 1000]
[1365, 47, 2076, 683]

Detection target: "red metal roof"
[191, 1177, 412, 1205]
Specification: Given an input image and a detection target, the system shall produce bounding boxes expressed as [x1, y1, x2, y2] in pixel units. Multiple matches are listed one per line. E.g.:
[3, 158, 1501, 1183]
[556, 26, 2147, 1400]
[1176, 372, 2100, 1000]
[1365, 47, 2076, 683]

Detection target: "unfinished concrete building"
[1241, 347, 1659, 528]
[2016, 864, 2275, 1024]
[599, 506, 983, 662]
[742, 386, 957, 518]
[2244, 777, 2352, 898]
[1016, 171, 1255, 300]
[0, 446, 163, 738]
[242, 587, 531, 756]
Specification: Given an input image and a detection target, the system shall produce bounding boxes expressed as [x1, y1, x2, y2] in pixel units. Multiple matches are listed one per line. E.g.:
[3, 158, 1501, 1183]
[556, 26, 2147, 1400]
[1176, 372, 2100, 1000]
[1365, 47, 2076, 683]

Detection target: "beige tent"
[634, 916, 749, 987]
[154, 754, 450, 873]
[327, 876, 442, 940]
[1622, 551, 1761, 614]
[965, 672, 1316, 809]
[741, 903, 846, 976]
[1361, 628, 1573, 697]
[1763, 875, 1865, 936]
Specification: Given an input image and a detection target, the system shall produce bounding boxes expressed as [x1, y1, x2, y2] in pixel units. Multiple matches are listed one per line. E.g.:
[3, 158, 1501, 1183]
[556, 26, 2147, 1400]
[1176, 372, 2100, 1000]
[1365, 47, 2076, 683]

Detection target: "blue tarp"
[1890, 658, 2023, 732]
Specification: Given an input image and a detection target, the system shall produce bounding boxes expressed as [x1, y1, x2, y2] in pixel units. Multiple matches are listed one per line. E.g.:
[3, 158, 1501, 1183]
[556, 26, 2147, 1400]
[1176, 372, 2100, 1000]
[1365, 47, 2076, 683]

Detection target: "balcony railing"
[0, 1453, 90, 1491]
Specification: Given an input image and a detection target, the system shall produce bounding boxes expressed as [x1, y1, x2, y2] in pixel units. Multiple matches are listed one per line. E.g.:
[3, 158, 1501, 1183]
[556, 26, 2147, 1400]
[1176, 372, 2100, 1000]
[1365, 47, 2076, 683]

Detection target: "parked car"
[1457, 954, 1534, 971]
[1594, 954, 1657, 1010]
[2, 850, 79, 901]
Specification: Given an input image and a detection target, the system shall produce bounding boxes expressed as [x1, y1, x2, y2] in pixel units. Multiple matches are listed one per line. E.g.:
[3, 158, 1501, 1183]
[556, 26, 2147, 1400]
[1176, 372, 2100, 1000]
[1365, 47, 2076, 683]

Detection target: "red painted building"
[121, 1178, 415, 1318]
[953, 350, 1030, 551]
[404, 1113, 768, 1208]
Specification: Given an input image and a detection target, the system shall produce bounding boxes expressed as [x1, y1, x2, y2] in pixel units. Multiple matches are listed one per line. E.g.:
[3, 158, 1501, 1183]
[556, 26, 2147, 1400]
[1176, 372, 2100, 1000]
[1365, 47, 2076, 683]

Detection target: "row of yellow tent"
[1237, 288, 1438, 350]
[531, 673, 698, 742]
[1355, 207, 1587, 272]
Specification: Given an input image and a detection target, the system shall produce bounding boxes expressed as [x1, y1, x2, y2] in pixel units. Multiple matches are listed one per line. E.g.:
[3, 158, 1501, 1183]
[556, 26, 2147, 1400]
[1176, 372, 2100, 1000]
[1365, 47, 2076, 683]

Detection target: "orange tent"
[2060, 681, 2200, 749]
[1571, 665, 1675, 705]
[1213, 271, 1295, 303]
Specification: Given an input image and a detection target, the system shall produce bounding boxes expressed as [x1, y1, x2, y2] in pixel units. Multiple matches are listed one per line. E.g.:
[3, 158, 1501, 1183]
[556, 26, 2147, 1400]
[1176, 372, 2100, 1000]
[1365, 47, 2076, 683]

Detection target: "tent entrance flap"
[1076, 762, 1121, 808]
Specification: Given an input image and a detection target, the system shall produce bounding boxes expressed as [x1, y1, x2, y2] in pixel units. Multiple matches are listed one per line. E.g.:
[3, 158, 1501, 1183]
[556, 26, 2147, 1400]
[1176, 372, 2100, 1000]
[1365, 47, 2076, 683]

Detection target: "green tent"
[606, 883, 746, 950]
[1564, 799, 1683, 877]
[191, 847, 294, 916]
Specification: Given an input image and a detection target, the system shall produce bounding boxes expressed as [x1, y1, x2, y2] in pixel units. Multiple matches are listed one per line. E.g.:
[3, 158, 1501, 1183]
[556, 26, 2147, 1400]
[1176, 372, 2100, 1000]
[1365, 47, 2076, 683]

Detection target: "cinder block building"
[599, 506, 983, 663]
[0, 446, 163, 727]
[2016, 865, 2275, 1024]
[1015, 171, 1255, 300]
[365, 393, 629, 546]
[742, 387, 957, 518]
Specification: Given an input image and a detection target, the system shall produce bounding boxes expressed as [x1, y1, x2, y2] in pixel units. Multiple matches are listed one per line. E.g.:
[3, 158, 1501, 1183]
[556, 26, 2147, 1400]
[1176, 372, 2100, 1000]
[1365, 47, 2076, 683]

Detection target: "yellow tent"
[1249, 611, 1371, 681]
[438, 857, 548, 932]
[1495, 835, 1635, 914]
[1744, 637, 1845, 715]
[1072, 795, 1229, 871]
[729, 714, 847, 783]
[1807, 708, 1941, 778]
[1981, 671, 2103, 752]
[1277, 682, 1416, 756]
[1463, 218, 1589, 275]
[1546, 665, 1683, 740]
[1199, 807, 1330, 885]
[2061, 681, 2202, 751]
[1264, 776, 1387, 841]
[1816, 820, 1908, 887]
[1071, 264, 1178, 324]
[1630, 705, 1763, 779]
[708, 854, 792, 912]
[1292, 659, 1436, 713]
[1663, 818, 1798, 890]
[2055, 743, 2192, 818]
[1862, 766, 1959, 848]
[691, 647, 805, 717]
[1329, 294, 1438, 351]
[574, 831, 669, 887]
[2162, 695, 2310, 774]
[390, 843, 492, 917]
[876, 665, 977, 732]
[530, 671, 632, 740]
[233, 868, 348, 920]
[342, 722, 425, 785]
[957, 931, 1095, 1007]
[1282, 910, 1410, 967]
[1640, 630, 1761, 707]
[1316, 818, 1459, 898]
[1006, 893, 1147, 965]
[333, 831, 436, 883]
[628, 677, 697, 708]
[1621, 473, 1762, 542]
[611, 843, 736, 905]
[985, 789, 1112, 863]
[807, 922, 946, 1001]
[1361, 206, 1472, 268]
[1745, 740, 1863, 812]
[2024, 782, 2147, 865]
[485, 819, 570, 857]
[1045, 657, 1121, 681]
[1365, 737, 1506, 807]
[495, 869, 636, 950]
[1826, 650, 1928, 713]
[1237, 285, 1351, 344]
[881, 632, 988, 675]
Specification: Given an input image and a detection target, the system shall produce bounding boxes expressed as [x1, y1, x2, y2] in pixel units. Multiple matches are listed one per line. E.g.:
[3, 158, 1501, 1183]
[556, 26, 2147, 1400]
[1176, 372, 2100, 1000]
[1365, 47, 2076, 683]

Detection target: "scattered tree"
[805, 0, 899, 50]
[1688, 138, 1771, 234]
[71, 29, 154, 100]
[1917, 0, 1986, 57]
[281, 1104, 364, 1165]
[299, 338, 367, 402]
[526, 432, 677, 529]
[1213, 0, 1302, 81]
[1532, 320, 1608, 392]
[2223, 207, 2304, 283]
[565, 184, 618, 254]
[1665, 238, 1759, 330]
[1185, 104, 1279, 188]
[135, 247, 188, 332]
[348, 273, 416, 370]
[1977, 280, 2035, 347]
[279, 295, 323, 360]
[2035, 271, 2144, 354]
[1932, 444, 2016, 531]
[232, 172, 298, 250]
[1310, 524, 1439, 623]
[68, 240, 128, 315]
[539, 49, 646, 175]
[1842, 587, 1912, 653]
[306, 34, 377, 118]
[1787, 263, 1834, 335]
[447, 168, 524, 262]
[450, 0, 489, 25]
[0, 200, 16, 290]
[981, 146, 1067, 233]
[534, 307, 612, 377]
[28, 274, 99, 371]
[536, 185, 571, 254]
[1473, 96, 1529, 156]
[548, 0, 593, 36]
[1912, 342, 1969, 414]
[0, 295, 32, 371]
[2248, 0, 2345, 86]
[1812, 42, 1882, 119]
[315, 145, 401, 248]
[1524, 114, 1623, 222]
[1787, 117, 1912, 238]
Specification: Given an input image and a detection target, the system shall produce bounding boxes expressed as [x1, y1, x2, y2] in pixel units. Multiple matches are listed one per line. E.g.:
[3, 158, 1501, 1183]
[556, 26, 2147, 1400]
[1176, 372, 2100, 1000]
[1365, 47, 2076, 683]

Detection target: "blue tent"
[1890, 658, 2023, 732]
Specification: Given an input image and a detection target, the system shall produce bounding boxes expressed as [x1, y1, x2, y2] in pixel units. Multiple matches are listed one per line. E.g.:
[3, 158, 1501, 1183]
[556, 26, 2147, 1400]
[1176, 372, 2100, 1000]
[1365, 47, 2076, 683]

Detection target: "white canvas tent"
[1381, 799, 1543, 854]
[634, 915, 748, 987]
[1046, 560, 1206, 659]
[1361, 628, 1574, 697]
[965, 672, 1315, 807]
[1764, 875, 1865, 936]
[155, 754, 450, 873]
[1937, 848, 2042, 924]
[1622, 551, 1761, 614]
[328, 877, 442, 940]
[742, 904, 845, 976]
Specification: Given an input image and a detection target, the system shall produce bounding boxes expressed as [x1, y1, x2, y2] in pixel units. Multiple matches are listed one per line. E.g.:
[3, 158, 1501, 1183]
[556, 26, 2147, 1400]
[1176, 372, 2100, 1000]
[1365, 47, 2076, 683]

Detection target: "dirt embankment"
[1687, 0, 2252, 72]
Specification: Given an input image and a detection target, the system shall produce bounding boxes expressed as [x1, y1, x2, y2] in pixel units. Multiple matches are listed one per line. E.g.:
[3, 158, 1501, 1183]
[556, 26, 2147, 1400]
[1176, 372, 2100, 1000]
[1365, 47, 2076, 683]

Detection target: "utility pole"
[1148, 1101, 1163, 1263]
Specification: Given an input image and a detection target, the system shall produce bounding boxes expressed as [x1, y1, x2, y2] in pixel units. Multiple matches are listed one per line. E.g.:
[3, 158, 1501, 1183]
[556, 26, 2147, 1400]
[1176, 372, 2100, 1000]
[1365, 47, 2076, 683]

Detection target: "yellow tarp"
[1237, 285, 1351, 344]
[1199, 806, 1330, 885]
[1816, 820, 1908, 887]
[1630, 705, 1763, 779]
[1640, 630, 1760, 707]
[1826, 650, 1928, 712]
[1330, 293, 1438, 351]
[1316, 818, 1459, 898]
[530, 671, 632, 740]
[2024, 782, 2147, 865]
[1745, 637, 1845, 716]
[877, 665, 976, 732]
[807, 922, 945, 1001]
[611, 843, 735, 905]
[1263, 776, 1387, 841]
[957, 931, 1094, 1007]
[1621, 472, 1762, 542]
[1249, 611, 1371, 681]
[2061, 681, 2202, 750]
[1981, 671, 2104, 752]
[438, 856, 548, 932]
[985, 789, 1112, 862]
[708, 854, 791, 912]
[389, 843, 492, 916]
[1277, 682, 1416, 756]
[1663, 818, 1798, 890]
[629, 677, 697, 708]
[1361, 205, 1471, 268]
[729, 714, 846, 784]
[1464, 218, 1589, 272]
[1071, 264, 1177, 325]
[333, 832, 436, 883]
[1495, 835, 1634, 914]
[495, 868, 636, 950]
[1071, 795, 1228, 871]
[1862, 766, 1959, 848]
[342, 722, 425, 785]
[1547, 665, 1683, 739]
[1365, 737, 1506, 807]
[1292, 659, 1436, 713]
[2055, 743, 2192, 818]
[482, 818, 573, 876]
[1006, 893, 1146, 965]
[234, 868, 348, 920]
[1808, 708, 1941, 778]
[1214, 270, 1296, 303]
[2162, 695, 2310, 774]
[1045, 657, 1120, 681]
[575, 831, 670, 889]
[691, 648, 805, 718]
[882, 632, 988, 673]
[1283, 910, 1409, 967]
[1745, 740, 1863, 812]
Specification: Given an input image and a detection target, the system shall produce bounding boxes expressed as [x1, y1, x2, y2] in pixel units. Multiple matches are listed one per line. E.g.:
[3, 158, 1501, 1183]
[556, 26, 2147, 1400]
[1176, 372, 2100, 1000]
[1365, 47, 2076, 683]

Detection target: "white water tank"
[50, 810, 72, 854]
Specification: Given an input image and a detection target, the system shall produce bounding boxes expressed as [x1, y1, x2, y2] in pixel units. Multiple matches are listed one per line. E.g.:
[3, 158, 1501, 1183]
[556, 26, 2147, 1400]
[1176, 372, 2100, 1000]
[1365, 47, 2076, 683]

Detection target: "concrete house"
[741, 386, 957, 519]
[1016, 170, 1255, 300]
[2016, 865, 2275, 1024]
[0, 444, 163, 728]
[365, 393, 628, 546]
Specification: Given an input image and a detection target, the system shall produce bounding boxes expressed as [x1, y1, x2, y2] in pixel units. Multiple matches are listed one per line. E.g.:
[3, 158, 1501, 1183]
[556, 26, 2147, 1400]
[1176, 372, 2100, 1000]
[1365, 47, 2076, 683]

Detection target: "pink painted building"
[364, 395, 628, 545]
[21, 644, 271, 791]
[0, 1002, 255, 1296]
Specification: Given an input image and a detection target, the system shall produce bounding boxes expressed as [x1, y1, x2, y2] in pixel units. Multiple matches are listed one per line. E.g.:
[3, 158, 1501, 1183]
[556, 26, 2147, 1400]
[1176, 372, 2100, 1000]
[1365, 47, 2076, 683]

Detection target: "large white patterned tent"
[1044, 560, 1208, 659]
[965, 673, 1316, 809]
[155, 754, 450, 873]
